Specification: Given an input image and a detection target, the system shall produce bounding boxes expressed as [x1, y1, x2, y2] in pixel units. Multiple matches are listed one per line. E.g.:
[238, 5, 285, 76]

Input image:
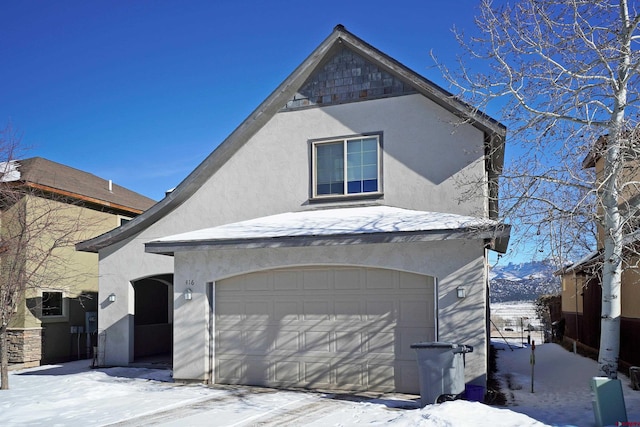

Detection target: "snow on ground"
[2, 341, 640, 426]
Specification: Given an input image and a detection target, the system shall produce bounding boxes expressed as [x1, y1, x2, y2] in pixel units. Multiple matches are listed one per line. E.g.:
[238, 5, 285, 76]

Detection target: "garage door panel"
[244, 271, 273, 291]
[367, 331, 395, 354]
[274, 361, 301, 382]
[400, 300, 430, 323]
[216, 330, 244, 353]
[302, 269, 330, 290]
[334, 300, 362, 319]
[274, 301, 300, 319]
[304, 361, 331, 386]
[334, 363, 365, 388]
[335, 331, 364, 353]
[245, 330, 272, 353]
[365, 268, 395, 289]
[275, 330, 300, 352]
[216, 301, 243, 319]
[303, 331, 331, 352]
[366, 300, 396, 319]
[216, 356, 243, 382]
[333, 268, 362, 290]
[400, 272, 431, 289]
[303, 301, 330, 320]
[215, 267, 434, 393]
[397, 328, 436, 359]
[245, 301, 270, 320]
[368, 364, 395, 390]
[273, 270, 299, 290]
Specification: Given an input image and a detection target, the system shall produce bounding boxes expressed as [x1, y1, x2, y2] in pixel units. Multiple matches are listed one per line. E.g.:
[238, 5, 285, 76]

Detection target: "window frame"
[310, 132, 383, 200]
[41, 290, 66, 319]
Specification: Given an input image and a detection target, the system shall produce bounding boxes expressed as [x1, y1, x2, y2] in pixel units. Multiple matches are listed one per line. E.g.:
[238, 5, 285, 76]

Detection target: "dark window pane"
[316, 142, 344, 195]
[330, 182, 344, 194]
[347, 180, 362, 194]
[363, 179, 378, 192]
[317, 183, 330, 195]
[42, 292, 63, 316]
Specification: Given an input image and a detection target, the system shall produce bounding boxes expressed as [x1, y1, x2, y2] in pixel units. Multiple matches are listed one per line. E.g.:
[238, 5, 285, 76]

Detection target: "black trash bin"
[410, 341, 473, 406]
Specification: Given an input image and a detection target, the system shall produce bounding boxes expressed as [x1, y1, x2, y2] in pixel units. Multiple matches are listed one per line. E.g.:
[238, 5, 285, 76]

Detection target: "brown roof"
[15, 157, 156, 214]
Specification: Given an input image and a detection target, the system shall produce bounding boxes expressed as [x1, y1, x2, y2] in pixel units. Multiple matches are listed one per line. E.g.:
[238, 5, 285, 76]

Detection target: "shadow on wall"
[26, 291, 98, 364]
[436, 257, 488, 386]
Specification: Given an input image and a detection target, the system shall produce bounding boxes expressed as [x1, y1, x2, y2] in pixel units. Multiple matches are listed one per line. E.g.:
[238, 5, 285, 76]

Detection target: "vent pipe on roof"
[108, 180, 113, 192]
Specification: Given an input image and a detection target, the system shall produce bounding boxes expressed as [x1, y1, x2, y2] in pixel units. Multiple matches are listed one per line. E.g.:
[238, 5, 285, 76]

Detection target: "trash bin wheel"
[436, 394, 458, 404]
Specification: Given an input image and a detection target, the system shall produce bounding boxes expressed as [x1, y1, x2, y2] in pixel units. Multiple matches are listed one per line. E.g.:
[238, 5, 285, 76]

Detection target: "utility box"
[410, 342, 473, 406]
[591, 377, 627, 427]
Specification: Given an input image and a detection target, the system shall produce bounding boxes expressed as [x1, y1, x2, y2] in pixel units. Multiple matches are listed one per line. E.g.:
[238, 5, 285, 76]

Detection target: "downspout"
[574, 272, 579, 342]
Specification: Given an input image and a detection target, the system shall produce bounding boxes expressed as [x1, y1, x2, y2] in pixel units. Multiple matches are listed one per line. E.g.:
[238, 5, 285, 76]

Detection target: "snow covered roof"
[145, 206, 511, 255]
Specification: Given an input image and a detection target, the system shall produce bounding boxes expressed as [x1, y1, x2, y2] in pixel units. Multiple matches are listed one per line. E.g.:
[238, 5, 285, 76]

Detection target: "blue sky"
[2, 1, 533, 262]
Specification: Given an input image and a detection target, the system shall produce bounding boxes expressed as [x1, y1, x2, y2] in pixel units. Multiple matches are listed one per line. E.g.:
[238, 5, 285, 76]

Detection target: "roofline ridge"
[77, 26, 506, 253]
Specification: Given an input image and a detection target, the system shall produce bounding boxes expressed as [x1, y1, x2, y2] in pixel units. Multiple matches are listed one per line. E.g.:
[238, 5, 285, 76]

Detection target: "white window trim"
[311, 133, 383, 199]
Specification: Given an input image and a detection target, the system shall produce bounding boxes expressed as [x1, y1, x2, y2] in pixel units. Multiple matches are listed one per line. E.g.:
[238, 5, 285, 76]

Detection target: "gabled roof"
[145, 206, 511, 255]
[77, 25, 506, 253]
[1, 157, 156, 214]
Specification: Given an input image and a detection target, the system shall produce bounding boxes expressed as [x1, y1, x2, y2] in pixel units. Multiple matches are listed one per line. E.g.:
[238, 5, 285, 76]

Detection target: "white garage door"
[214, 267, 435, 393]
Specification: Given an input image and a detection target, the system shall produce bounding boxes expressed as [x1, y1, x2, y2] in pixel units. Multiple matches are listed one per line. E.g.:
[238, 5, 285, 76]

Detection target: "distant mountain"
[489, 260, 561, 303]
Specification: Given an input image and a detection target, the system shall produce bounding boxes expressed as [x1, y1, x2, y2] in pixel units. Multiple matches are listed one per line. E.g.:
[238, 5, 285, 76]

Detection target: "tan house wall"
[593, 155, 640, 249]
[561, 272, 585, 314]
[621, 261, 640, 318]
[5, 193, 128, 365]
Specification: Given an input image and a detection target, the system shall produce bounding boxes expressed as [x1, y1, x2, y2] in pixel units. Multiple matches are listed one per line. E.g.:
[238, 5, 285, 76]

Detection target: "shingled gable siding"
[285, 46, 417, 109]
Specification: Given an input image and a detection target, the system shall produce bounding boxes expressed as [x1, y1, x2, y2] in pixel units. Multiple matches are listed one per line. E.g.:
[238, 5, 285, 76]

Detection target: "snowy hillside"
[489, 260, 561, 303]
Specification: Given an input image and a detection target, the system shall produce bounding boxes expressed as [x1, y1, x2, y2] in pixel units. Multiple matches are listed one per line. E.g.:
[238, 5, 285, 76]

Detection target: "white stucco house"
[78, 25, 509, 394]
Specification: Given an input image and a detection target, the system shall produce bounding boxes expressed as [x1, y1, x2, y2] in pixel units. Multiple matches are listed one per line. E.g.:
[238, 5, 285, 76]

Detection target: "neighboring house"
[77, 26, 510, 393]
[560, 134, 640, 370]
[2, 157, 155, 367]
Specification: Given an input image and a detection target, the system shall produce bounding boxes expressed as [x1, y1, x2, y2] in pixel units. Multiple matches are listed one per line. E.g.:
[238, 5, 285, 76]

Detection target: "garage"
[213, 266, 436, 393]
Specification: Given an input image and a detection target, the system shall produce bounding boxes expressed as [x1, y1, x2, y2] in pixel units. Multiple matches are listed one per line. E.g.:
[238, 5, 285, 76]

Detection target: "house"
[560, 134, 640, 370]
[2, 157, 155, 367]
[77, 25, 510, 393]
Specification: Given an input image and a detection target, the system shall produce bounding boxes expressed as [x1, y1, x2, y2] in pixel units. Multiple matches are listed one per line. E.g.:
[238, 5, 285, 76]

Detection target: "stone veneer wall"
[7, 328, 42, 367]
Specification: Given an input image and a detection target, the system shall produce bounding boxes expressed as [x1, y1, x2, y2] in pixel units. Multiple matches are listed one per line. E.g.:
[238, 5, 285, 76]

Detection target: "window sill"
[41, 315, 68, 324]
[308, 192, 384, 204]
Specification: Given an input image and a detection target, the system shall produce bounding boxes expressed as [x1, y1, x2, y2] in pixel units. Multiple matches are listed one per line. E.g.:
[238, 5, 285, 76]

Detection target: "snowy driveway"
[4, 341, 640, 426]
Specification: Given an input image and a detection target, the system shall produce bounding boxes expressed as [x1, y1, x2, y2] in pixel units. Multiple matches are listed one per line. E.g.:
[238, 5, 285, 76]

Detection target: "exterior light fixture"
[108, 293, 116, 302]
[184, 288, 193, 301]
[456, 287, 466, 299]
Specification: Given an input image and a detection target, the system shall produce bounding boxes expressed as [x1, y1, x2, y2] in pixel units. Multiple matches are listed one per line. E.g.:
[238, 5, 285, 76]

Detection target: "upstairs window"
[42, 291, 63, 317]
[313, 135, 381, 198]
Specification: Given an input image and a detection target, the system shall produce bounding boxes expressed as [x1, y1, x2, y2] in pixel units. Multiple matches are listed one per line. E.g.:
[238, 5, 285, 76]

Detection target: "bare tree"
[0, 123, 103, 389]
[437, 0, 639, 378]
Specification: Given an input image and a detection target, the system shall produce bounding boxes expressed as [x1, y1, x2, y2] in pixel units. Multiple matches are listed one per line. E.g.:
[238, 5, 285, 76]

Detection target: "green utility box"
[590, 377, 627, 427]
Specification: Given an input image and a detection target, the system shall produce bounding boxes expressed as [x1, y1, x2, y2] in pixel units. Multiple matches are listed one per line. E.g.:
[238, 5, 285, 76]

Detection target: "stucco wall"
[171, 239, 488, 386]
[98, 93, 489, 366]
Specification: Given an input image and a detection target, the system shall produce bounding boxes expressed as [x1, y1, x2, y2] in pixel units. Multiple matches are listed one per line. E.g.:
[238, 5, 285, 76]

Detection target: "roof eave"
[145, 225, 511, 256]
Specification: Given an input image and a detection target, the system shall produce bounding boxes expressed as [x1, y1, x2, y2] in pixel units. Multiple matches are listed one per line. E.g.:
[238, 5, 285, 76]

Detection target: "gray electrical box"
[85, 312, 98, 334]
[591, 377, 627, 427]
